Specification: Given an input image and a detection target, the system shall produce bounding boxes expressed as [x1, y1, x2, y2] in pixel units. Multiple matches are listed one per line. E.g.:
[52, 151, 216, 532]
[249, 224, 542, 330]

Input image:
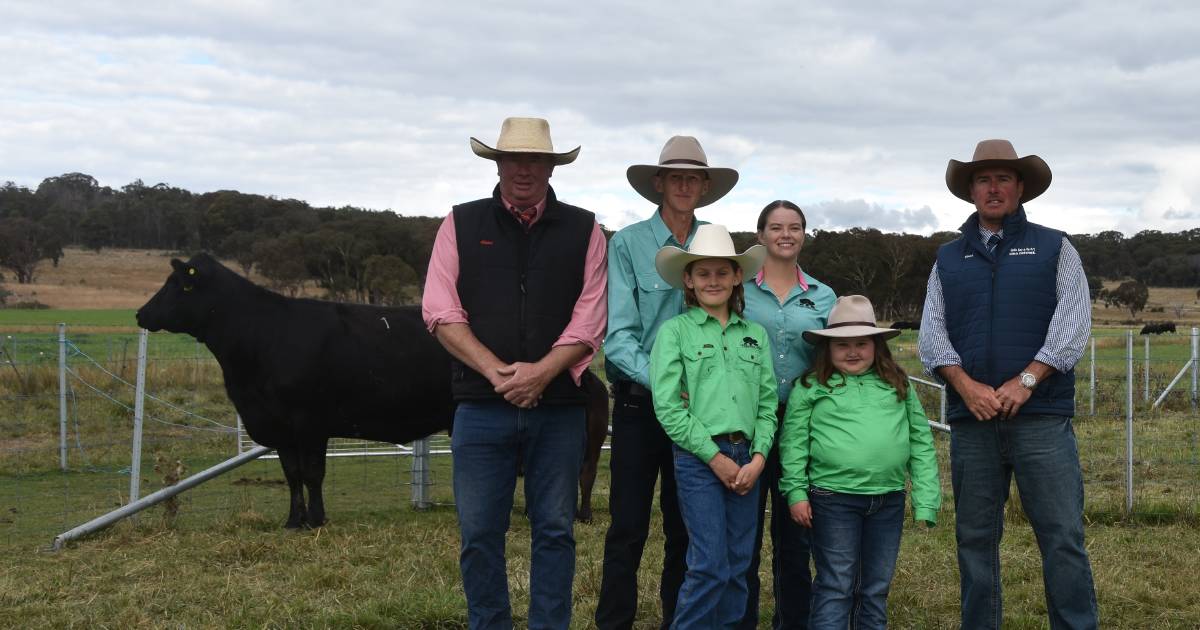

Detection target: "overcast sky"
[3, 1, 1198, 236]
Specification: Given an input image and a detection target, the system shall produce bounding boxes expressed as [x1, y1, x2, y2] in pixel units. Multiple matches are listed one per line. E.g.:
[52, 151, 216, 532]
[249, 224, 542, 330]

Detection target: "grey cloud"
[805, 200, 938, 233]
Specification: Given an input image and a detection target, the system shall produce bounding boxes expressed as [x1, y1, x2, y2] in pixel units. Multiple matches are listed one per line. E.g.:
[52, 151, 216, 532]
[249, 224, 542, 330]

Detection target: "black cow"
[1139, 322, 1176, 335]
[138, 253, 609, 529]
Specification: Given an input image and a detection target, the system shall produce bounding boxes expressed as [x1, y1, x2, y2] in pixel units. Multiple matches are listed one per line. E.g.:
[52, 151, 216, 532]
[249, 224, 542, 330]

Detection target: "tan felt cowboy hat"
[654, 224, 766, 290]
[627, 135, 739, 207]
[470, 117, 580, 165]
[802, 295, 900, 344]
[945, 139, 1052, 204]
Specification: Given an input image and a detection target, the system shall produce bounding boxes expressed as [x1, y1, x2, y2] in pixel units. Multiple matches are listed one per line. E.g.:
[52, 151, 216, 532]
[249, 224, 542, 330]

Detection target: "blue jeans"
[951, 414, 1098, 630]
[672, 439, 760, 630]
[740, 412, 811, 630]
[451, 401, 586, 630]
[807, 487, 905, 630]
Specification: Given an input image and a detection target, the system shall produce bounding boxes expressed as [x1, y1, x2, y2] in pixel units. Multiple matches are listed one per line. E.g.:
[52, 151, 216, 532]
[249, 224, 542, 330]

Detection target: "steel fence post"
[1192, 327, 1198, 410]
[1089, 337, 1096, 416]
[59, 323, 68, 472]
[1144, 335, 1150, 403]
[130, 329, 148, 503]
[1125, 329, 1134, 515]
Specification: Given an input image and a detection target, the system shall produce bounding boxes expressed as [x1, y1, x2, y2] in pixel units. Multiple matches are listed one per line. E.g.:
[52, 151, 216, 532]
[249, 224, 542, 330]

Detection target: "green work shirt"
[650, 307, 779, 463]
[778, 369, 941, 524]
[742, 269, 837, 403]
[604, 210, 707, 387]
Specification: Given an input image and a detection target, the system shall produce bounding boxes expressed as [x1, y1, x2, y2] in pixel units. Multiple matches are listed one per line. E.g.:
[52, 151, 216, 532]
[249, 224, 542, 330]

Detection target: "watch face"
[1021, 372, 1037, 388]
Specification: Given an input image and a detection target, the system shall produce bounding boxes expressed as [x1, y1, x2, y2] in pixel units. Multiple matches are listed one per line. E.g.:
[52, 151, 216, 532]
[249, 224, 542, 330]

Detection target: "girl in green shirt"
[779, 295, 940, 629]
[650, 224, 778, 628]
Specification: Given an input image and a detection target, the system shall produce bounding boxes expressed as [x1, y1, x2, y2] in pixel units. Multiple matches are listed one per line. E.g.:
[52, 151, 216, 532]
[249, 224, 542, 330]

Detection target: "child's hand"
[733, 453, 766, 495]
[707, 453, 740, 490]
[789, 501, 812, 528]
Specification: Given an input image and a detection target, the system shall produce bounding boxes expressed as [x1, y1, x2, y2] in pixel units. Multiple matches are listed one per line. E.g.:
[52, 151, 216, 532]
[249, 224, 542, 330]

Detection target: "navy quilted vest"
[936, 206, 1076, 421]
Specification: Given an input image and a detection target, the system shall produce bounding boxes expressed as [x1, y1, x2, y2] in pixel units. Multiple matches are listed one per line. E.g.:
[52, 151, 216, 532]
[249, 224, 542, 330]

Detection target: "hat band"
[828, 320, 877, 328]
[661, 158, 708, 167]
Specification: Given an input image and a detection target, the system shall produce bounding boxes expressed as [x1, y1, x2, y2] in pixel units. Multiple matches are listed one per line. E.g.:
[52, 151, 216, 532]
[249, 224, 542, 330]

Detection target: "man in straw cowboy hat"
[596, 136, 738, 629]
[918, 139, 1098, 628]
[422, 117, 607, 629]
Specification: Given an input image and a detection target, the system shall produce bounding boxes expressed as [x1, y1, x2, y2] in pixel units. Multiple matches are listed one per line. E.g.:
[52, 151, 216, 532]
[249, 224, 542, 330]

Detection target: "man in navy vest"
[918, 139, 1098, 629]
[423, 117, 608, 629]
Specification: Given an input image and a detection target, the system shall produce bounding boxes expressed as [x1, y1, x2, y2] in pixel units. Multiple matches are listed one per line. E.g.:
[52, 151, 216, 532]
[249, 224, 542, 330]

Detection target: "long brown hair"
[682, 258, 746, 315]
[800, 335, 908, 401]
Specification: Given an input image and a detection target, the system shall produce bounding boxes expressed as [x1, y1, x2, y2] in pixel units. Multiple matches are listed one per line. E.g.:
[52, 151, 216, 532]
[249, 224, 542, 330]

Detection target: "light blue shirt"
[743, 268, 837, 403]
[605, 210, 706, 387]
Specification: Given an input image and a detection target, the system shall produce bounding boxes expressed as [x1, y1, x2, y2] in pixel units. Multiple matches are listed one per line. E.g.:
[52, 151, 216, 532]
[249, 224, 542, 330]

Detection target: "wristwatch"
[1019, 371, 1038, 390]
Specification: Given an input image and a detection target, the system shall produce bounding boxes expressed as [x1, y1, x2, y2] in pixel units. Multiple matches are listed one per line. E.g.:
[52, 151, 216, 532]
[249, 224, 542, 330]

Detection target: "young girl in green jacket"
[650, 224, 779, 628]
[779, 295, 940, 629]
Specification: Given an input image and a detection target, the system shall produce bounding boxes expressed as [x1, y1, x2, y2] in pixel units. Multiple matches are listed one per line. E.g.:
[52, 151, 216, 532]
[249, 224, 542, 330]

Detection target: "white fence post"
[410, 437, 431, 509]
[1089, 337, 1096, 416]
[1125, 330, 1134, 514]
[1143, 335, 1150, 403]
[58, 323, 68, 472]
[130, 330, 149, 503]
[1191, 327, 1198, 410]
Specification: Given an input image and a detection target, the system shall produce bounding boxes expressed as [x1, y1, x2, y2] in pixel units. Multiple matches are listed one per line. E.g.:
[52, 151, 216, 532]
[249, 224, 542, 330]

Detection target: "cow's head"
[136, 254, 224, 340]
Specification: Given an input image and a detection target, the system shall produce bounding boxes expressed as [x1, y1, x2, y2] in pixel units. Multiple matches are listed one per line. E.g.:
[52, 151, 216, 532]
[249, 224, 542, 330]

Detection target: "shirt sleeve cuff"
[694, 442, 719, 465]
[922, 356, 961, 378]
[1033, 349, 1069, 374]
[425, 309, 469, 334]
[786, 488, 809, 505]
[914, 507, 938, 525]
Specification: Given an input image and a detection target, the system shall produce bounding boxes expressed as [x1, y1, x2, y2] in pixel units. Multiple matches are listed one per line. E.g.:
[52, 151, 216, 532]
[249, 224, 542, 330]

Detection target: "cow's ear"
[170, 259, 185, 273]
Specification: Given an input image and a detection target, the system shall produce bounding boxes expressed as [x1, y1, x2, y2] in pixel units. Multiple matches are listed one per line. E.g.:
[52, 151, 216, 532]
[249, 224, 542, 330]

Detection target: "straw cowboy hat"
[627, 136, 739, 207]
[945, 139, 1052, 204]
[470, 117, 580, 165]
[654, 224, 766, 290]
[802, 295, 900, 344]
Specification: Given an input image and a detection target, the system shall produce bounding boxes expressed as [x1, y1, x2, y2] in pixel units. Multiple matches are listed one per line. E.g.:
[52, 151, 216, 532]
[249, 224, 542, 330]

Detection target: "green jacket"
[778, 370, 941, 524]
[650, 307, 778, 463]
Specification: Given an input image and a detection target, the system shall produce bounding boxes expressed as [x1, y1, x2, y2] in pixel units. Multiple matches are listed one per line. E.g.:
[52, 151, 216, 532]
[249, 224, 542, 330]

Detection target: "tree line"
[2, 173, 1198, 319]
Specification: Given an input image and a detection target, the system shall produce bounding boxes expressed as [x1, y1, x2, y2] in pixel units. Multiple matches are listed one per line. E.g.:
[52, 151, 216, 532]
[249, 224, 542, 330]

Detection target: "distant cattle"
[137, 254, 609, 529]
[1139, 322, 1176, 335]
[891, 320, 921, 331]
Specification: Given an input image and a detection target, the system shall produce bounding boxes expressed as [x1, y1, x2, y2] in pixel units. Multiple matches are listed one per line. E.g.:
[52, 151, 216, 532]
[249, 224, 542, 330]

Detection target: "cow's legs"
[276, 445, 308, 529]
[300, 436, 330, 528]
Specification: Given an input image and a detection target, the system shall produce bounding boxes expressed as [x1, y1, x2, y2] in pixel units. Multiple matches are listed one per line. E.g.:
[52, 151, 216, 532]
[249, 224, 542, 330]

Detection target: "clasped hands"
[491, 362, 553, 409]
[708, 452, 765, 496]
[961, 375, 1032, 421]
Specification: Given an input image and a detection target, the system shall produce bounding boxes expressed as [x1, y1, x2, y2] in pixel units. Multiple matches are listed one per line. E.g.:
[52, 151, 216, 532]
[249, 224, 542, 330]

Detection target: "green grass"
[0, 308, 139, 329]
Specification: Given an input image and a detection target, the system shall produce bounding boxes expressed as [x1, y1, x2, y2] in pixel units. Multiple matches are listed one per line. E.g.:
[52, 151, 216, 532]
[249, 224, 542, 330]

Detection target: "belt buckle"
[730, 431, 745, 444]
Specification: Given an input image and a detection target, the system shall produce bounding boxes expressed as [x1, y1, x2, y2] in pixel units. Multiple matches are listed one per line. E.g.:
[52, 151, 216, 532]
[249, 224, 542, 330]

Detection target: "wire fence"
[0, 325, 1196, 550]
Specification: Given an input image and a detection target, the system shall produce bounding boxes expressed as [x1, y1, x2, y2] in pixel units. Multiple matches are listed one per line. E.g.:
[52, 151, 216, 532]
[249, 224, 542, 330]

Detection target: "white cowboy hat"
[945, 139, 1052, 204]
[627, 136, 739, 207]
[802, 295, 900, 343]
[654, 224, 766, 290]
[470, 117, 580, 165]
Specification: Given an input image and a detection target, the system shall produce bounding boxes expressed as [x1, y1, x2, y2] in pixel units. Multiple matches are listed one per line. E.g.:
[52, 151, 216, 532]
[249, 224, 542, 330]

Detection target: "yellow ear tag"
[188, 268, 196, 275]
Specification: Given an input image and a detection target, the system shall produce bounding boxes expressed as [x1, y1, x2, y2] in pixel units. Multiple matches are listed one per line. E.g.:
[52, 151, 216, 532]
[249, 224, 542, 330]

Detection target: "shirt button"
[779, 354, 784, 359]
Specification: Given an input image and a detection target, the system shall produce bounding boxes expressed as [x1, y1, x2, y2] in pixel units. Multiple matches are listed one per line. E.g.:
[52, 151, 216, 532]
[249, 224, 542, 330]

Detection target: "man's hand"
[789, 501, 812, 528]
[495, 361, 554, 408]
[708, 452, 740, 490]
[733, 454, 766, 496]
[995, 376, 1034, 419]
[939, 365, 1002, 421]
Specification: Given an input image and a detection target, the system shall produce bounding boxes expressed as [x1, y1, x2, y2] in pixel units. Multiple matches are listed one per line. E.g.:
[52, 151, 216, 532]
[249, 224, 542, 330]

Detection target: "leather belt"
[712, 431, 747, 444]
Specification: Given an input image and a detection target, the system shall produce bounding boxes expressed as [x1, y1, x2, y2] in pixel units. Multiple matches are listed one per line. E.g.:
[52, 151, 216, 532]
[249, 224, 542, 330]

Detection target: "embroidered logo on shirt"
[480, 240, 494, 245]
[797, 298, 816, 310]
[742, 337, 759, 348]
[1008, 246, 1037, 256]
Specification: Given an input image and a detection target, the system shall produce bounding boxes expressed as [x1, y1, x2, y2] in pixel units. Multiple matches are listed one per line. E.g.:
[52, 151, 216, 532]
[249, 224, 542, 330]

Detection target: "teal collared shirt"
[742, 269, 837, 403]
[650, 307, 778, 463]
[604, 210, 707, 387]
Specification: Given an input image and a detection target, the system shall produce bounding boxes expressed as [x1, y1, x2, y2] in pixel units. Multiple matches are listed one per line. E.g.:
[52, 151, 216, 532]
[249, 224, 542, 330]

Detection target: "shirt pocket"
[735, 346, 762, 382]
[635, 270, 674, 294]
[683, 344, 718, 383]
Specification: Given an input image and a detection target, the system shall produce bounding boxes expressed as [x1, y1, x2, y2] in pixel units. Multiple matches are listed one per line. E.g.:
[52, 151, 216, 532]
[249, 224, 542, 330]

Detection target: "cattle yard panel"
[3, 327, 1200, 550]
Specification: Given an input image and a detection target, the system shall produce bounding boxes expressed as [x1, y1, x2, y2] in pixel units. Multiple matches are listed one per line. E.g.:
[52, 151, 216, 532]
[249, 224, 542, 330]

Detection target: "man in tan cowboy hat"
[918, 139, 1098, 629]
[422, 117, 607, 629]
[596, 135, 738, 629]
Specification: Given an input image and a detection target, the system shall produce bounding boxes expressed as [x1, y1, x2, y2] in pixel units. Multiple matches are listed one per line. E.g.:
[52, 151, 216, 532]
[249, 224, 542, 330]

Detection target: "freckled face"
[829, 335, 875, 375]
[684, 258, 741, 310]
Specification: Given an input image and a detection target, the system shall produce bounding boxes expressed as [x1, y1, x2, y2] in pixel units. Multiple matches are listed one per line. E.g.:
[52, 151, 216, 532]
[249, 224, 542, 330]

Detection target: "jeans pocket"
[808, 486, 834, 497]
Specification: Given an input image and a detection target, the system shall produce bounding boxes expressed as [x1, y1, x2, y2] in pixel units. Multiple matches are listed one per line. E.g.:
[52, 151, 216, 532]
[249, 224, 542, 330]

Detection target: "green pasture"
[1, 326, 1198, 626]
[0, 308, 140, 330]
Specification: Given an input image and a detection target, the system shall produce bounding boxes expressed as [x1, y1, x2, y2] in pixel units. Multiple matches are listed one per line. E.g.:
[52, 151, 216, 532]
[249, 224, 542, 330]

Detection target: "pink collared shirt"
[421, 195, 608, 384]
[754, 266, 809, 292]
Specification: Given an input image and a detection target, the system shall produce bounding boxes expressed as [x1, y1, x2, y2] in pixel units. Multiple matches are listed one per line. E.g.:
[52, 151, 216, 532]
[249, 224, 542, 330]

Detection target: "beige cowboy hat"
[654, 224, 766, 290]
[627, 136, 739, 207]
[470, 117, 580, 165]
[802, 295, 900, 343]
[945, 139, 1052, 204]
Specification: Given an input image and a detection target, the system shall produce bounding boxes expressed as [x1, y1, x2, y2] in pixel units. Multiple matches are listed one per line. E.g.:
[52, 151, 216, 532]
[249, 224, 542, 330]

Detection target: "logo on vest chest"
[1008, 246, 1037, 256]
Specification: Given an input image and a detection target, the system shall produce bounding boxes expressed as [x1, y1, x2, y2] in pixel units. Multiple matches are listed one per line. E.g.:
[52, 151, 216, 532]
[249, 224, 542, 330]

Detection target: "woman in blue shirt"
[739, 200, 837, 629]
